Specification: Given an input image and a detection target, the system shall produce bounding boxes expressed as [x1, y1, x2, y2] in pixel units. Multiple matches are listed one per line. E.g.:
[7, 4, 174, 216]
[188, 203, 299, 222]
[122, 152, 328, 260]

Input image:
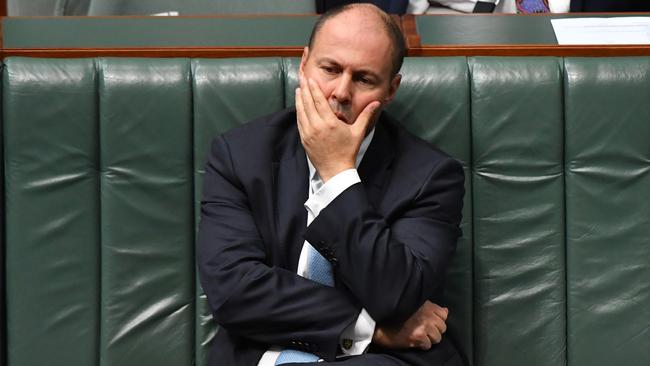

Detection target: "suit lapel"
[272, 128, 309, 271]
[358, 116, 396, 209]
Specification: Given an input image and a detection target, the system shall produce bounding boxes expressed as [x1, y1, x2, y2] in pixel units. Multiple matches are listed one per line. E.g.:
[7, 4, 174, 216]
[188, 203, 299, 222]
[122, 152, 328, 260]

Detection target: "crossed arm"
[198, 134, 361, 360]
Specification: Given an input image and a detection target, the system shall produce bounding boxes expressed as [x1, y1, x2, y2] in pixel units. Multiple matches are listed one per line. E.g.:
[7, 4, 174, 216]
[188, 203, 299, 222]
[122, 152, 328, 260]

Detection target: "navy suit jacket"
[197, 108, 465, 366]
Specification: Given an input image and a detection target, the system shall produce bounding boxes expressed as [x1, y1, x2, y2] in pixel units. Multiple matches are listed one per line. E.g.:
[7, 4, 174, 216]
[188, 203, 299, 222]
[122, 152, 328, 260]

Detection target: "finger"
[427, 329, 442, 345]
[419, 333, 433, 350]
[351, 101, 381, 136]
[423, 319, 442, 345]
[295, 88, 310, 137]
[431, 304, 449, 321]
[299, 77, 319, 126]
[307, 78, 335, 120]
[432, 313, 447, 335]
[410, 327, 431, 350]
[423, 316, 443, 337]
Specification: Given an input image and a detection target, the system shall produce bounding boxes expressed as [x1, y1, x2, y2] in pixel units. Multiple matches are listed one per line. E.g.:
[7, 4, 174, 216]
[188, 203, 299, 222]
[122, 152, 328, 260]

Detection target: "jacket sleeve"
[304, 157, 465, 324]
[197, 135, 359, 361]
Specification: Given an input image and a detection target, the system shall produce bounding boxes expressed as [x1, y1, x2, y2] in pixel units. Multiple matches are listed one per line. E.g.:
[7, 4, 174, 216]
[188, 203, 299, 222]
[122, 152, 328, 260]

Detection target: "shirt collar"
[307, 126, 376, 182]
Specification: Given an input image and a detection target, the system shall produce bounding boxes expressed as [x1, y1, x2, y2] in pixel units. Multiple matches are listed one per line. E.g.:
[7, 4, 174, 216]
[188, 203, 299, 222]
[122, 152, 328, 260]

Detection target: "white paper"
[151, 11, 179, 16]
[551, 17, 650, 45]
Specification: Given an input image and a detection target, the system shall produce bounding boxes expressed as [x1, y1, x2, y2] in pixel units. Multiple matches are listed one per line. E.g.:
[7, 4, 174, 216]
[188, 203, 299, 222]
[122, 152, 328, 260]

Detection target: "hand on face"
[295, 73, 380, 183]
[372, 301, 449, 350]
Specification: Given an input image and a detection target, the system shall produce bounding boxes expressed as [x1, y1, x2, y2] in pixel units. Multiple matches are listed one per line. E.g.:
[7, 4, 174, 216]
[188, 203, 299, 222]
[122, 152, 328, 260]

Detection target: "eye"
[321, 65, 337, 74]
[355, 75, 375, 86]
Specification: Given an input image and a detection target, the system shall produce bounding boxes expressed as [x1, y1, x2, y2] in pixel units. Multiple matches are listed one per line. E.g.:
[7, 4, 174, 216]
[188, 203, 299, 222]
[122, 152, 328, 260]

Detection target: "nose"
[330, 73, 352, 105]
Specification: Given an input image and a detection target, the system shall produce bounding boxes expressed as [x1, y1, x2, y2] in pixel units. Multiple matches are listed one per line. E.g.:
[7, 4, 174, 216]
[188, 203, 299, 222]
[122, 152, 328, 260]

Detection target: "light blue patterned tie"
[275, 174, 334, 365]
[304, 172, 333, 288]
[306, 244, 334, 287]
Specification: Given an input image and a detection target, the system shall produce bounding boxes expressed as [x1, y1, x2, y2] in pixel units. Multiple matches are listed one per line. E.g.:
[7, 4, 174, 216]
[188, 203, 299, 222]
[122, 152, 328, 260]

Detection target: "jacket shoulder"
[220, 108, 296, 146]
[385, 116, 463, 172]
[211, 108, 299, 163]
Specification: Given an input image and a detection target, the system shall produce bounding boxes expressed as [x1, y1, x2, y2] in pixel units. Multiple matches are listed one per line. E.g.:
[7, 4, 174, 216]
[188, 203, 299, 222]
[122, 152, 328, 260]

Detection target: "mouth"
[334, 112, 349, 124]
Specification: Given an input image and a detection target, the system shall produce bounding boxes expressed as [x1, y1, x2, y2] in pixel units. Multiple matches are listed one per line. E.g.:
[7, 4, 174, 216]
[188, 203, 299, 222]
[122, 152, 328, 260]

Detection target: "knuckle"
[409, 330, 426, 343]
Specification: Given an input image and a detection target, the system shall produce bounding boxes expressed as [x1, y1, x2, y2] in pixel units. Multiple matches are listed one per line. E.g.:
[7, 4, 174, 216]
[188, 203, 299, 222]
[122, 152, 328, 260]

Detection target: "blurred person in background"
[407, 0, 650, 14]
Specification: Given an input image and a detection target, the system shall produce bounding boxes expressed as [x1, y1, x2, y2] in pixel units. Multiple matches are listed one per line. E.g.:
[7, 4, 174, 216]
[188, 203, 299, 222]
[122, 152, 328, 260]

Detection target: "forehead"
[310, 10, 393, 75]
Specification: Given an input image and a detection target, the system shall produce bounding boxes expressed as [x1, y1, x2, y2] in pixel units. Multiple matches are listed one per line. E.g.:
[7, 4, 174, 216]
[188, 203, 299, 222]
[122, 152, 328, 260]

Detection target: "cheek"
[302, 66, 333, 97]
[313, 78, 335, 99]
[353, 92, 384, 111]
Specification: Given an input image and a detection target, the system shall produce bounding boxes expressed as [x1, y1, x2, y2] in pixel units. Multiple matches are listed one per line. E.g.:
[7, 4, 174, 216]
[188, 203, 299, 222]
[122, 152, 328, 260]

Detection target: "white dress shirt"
[258, 128, 377, 365]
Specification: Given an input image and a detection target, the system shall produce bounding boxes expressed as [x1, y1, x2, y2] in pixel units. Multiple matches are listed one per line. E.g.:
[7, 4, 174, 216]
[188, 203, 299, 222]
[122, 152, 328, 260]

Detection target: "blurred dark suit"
[317, 0, 409, 14]
[570, 0, 650, 12]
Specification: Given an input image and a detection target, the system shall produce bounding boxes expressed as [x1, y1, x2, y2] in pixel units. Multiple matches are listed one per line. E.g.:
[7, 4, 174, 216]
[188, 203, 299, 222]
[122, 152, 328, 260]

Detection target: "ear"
[299, 46, 309, 75]
[384, 73, 402, 104]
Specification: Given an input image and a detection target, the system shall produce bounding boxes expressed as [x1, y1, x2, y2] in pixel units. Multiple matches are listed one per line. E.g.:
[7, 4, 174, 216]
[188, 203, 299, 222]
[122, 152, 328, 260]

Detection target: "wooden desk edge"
[409, 44, 650, 57]
[3, 44, 650, 58]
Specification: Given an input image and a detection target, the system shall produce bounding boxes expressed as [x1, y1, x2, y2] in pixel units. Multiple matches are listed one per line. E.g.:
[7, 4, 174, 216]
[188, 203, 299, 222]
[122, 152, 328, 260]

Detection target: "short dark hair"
[307, 4, 406, 77]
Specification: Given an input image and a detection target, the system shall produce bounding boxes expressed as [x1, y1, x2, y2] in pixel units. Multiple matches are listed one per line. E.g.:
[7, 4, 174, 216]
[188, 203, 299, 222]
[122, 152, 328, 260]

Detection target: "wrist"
[318, 163, 355, 183]
[372, 327, 385, 345]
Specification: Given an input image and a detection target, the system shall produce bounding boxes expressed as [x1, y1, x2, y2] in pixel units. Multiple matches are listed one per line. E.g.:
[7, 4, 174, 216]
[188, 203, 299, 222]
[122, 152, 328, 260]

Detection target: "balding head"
[307, 4, 406, 76]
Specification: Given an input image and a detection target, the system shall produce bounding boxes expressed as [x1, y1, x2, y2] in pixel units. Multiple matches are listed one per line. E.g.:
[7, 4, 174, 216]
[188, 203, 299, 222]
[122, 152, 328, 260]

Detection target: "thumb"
[352, 101, 381, 136]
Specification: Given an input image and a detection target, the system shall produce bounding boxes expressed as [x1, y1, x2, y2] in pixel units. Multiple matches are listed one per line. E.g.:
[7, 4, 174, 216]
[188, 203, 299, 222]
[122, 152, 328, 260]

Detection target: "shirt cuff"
[305, 169, 360, 218]
[339, 308, 376, 356]
[257, 348, 281, 366]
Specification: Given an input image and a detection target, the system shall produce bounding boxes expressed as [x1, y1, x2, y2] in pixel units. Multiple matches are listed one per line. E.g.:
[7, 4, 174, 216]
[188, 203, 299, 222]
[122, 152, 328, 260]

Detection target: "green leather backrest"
[563, 58, 650, 366]
[2, 57, 649, 366]
[470, 57, 566, 366]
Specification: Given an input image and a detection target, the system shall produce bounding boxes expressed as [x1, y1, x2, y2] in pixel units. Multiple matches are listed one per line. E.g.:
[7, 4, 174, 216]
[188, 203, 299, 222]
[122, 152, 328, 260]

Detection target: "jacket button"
[342, 339, 353, 350]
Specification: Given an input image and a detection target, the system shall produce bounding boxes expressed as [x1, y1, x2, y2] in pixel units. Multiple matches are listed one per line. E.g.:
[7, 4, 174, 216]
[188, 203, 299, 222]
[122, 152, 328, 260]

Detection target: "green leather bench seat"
[2, 56, 648, 366]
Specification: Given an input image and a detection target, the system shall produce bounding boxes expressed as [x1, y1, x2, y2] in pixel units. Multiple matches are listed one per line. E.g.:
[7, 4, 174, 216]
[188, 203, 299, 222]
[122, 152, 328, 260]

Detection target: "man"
[198, 4, 465, 365]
